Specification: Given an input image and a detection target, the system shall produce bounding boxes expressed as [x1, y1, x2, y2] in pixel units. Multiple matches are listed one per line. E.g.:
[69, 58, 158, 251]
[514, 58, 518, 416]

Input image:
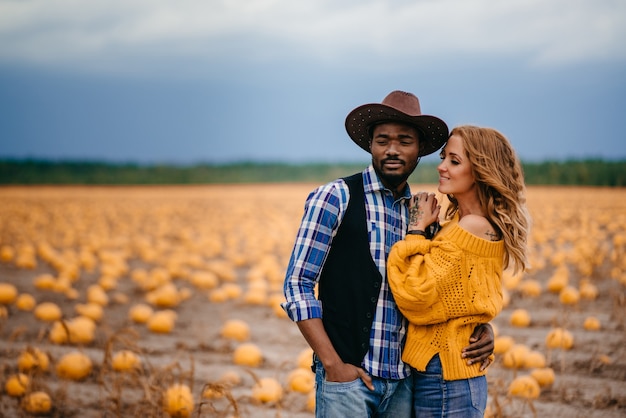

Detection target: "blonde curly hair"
[442, 125, 530, 273]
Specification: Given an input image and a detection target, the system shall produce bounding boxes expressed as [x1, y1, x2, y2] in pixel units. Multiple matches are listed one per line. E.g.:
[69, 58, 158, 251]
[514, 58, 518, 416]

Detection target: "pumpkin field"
[0, 184, 625, 417]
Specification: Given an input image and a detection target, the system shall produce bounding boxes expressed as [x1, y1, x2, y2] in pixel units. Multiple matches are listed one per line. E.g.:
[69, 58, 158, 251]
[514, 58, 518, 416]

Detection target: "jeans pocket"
[467, 375, 487, 412]
[322, 377, 362, 393]
[314, 356, 363, 393]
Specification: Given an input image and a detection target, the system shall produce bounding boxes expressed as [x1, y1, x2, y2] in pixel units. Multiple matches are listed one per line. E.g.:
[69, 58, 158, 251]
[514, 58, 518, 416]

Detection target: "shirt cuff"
[281, 299, 323, 322]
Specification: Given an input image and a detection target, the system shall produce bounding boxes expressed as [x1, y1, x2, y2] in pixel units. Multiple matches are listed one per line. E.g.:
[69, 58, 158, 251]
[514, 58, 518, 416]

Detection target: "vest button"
[362, 327, 368, 333]
[370, 297, 376, 303]
[373, 282, 380, 288]
[366, 312, 372, 318]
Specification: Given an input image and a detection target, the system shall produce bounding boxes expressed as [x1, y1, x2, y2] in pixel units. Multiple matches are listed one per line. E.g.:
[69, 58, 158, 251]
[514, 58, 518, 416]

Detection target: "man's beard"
[372, 158, 413, 189]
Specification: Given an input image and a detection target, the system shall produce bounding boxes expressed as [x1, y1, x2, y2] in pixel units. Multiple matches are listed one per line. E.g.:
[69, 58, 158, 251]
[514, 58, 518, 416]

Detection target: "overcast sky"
[1, 0, 625, 165]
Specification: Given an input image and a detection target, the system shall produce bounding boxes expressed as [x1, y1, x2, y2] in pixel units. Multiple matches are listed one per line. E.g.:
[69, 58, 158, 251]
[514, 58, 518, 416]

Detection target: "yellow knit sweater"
[387, 218, 504, 380]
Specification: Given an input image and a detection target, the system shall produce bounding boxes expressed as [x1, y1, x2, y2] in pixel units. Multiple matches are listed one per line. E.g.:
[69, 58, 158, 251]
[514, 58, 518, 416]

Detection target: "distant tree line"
[0, 159, 624, 186]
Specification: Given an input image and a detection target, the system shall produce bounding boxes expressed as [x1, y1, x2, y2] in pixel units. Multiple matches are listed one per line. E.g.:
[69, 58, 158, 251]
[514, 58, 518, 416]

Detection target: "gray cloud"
[1, 0, 624, 76]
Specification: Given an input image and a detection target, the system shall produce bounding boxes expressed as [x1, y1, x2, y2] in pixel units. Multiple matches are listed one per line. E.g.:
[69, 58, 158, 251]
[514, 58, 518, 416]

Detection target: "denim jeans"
[412, 354, 487, 417]
[313, 356, 412, 418]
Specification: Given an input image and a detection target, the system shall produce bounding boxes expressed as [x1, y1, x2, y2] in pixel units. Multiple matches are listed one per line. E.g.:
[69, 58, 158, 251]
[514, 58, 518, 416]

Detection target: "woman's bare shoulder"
[458, 214, 500, 241]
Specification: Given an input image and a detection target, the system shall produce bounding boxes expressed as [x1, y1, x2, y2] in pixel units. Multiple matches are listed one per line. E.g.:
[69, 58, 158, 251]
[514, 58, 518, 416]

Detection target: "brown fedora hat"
[345, 90, 449, 157]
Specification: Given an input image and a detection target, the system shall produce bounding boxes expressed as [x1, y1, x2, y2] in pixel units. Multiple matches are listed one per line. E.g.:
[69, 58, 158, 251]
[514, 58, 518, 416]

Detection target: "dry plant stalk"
[197, 382, 240, 418]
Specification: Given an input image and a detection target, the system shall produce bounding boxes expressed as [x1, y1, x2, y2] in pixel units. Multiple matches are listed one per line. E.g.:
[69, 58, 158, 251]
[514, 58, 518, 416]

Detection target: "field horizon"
[1, 159, 626, 186]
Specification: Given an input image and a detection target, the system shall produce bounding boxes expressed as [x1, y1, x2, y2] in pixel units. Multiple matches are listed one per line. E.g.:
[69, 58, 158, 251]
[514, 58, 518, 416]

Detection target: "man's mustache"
[382, 158, 404, 165]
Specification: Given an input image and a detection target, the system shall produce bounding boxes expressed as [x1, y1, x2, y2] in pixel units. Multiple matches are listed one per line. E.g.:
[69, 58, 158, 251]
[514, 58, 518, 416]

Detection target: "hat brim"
[345, 103, 449, 157]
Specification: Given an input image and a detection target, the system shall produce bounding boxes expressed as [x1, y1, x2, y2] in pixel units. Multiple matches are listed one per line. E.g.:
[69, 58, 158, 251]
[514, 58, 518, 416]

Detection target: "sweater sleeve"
[387, 235, 462, 325]
[388, 225, 504, 326]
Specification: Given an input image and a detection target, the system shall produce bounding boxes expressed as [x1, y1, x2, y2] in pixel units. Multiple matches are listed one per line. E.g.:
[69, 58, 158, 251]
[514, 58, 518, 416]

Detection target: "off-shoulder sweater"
[387, 217, 505, 380]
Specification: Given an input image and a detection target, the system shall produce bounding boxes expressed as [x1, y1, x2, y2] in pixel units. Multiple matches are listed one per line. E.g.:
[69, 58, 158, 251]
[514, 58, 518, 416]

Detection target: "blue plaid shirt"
[282, 165, 412, 379]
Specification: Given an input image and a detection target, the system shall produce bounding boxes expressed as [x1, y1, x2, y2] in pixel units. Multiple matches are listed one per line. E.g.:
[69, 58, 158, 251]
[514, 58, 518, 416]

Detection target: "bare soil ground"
[0, 185, 625, 417]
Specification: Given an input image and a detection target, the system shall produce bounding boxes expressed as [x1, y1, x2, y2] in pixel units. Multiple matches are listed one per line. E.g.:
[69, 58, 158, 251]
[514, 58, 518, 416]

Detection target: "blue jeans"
[412, 354, 487, 417]
[313, 356, 412, 418]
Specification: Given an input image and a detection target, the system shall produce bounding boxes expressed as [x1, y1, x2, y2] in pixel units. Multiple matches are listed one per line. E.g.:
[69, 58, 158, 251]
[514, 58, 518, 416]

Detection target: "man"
[282, 91, 494, 417]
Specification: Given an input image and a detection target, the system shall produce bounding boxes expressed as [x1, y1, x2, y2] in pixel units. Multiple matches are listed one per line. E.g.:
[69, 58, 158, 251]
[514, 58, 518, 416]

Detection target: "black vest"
[318, 173, 383, 366]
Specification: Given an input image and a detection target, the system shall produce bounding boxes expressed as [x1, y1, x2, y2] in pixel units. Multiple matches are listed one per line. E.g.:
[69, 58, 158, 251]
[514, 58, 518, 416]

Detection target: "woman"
[387, 125, 530, 417]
